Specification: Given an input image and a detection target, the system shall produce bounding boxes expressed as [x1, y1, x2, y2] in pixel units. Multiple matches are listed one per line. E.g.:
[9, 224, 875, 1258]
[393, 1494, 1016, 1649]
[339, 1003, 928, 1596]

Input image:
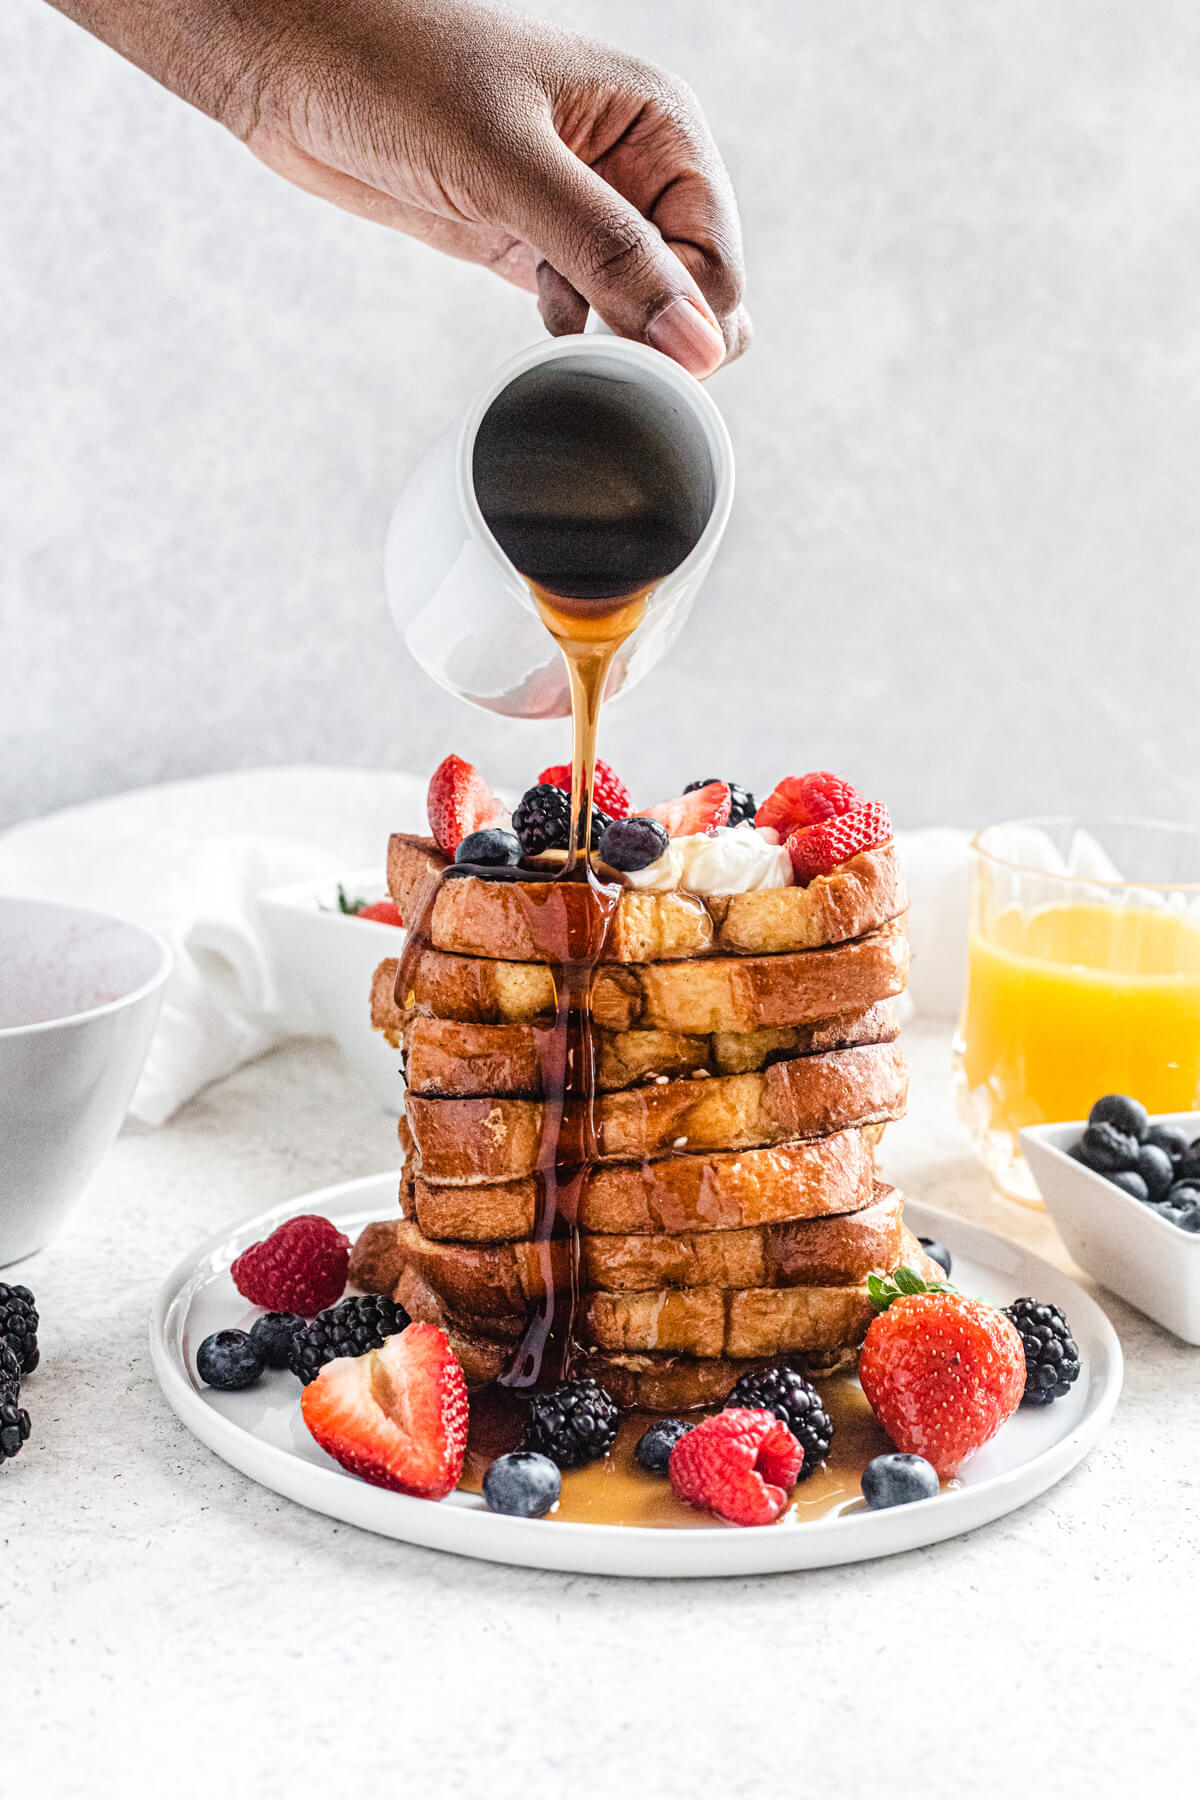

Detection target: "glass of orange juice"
[954, 817, 1200, 1205]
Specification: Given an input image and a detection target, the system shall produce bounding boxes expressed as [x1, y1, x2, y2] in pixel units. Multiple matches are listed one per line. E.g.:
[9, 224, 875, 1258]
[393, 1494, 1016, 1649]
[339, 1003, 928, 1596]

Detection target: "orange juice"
[958, 902, 1200, 1136]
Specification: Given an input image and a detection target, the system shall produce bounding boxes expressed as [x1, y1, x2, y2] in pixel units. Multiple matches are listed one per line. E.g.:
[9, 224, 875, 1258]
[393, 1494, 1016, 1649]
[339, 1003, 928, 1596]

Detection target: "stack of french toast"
[353, 765, 929, 1412]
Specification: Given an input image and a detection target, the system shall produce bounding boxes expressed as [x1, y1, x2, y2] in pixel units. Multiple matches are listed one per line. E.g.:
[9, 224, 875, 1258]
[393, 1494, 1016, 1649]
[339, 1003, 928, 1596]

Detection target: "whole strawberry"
[858, 1269, 1026, 1477]
[232, 1214, 351, 1317]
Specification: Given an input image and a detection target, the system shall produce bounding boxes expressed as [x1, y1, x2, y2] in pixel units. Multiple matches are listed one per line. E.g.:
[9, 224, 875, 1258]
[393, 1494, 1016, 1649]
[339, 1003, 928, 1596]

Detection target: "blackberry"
[725, 1367, 833, 1477]
[521, 1378, 620, 1469]
[1004, 1297, 1081, 1406]
[511, 784, 612, 857]
[634, 1417, 693, 1474]
[684, 778, 757, 827]
[287, 1295, 410, 1386]
[0, 1400, 31, 1464]
[249, 1311, 304, 1370]
[0, 1340, 21, 1405]
[0, 1284, 39, 1376]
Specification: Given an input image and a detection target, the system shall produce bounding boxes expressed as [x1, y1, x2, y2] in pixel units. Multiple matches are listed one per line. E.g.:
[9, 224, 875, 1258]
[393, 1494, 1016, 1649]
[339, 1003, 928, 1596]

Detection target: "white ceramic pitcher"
[385, 334, 735, 718]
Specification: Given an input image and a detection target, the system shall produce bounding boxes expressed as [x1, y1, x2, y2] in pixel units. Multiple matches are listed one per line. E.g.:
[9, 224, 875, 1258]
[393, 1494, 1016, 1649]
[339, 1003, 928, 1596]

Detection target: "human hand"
[54, 0, 748, 375]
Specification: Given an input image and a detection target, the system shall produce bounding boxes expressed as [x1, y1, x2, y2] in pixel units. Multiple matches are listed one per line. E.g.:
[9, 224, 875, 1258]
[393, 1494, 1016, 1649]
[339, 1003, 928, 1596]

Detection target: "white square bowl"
[257, 867, 406, 1113]
[1021, 1112, 1200, 1343]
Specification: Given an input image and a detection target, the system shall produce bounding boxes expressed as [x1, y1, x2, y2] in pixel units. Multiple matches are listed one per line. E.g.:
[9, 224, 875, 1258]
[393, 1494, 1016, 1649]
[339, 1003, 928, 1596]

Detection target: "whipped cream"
[623, 826, 793, 895]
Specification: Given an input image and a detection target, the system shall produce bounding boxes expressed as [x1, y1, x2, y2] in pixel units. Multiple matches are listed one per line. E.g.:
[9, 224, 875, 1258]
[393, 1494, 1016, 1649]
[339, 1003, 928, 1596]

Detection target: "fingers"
[502, 137, 728, 377]
[536, 261, 589, 336]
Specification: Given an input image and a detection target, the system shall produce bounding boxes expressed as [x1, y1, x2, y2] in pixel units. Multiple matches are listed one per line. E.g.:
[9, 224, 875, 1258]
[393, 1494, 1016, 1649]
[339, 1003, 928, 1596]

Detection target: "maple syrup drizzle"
[394, 580, 650, 1390]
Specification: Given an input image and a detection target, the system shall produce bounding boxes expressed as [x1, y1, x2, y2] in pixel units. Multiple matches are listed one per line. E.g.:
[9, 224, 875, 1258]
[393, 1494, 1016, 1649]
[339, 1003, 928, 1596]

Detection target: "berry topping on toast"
[539, 759, 632, 821]
[231, 1214, 351, 1317]
[785, 800, 893, 887]
[300, 1322, 469, 1499]
[858, 1270, 1026, 1477]
[427, 755, 507, 857]
[668, 1407, 804, 1525]
[755, 771, 864, 838]
[638, 780, 732, 838]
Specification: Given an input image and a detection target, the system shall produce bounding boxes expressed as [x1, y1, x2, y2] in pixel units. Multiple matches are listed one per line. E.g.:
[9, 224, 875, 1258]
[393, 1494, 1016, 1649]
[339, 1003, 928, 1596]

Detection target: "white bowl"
[258, 868, 406, 1113]
[0, 896, 172, 1266]
[1021, 1112, 1200, 1343]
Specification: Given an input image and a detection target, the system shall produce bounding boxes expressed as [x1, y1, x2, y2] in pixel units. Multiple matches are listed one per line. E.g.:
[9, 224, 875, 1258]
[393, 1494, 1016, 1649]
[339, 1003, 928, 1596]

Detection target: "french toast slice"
[393, 1265, 830, 1407]
[404, 1041, 907, 1184]
[372, 969, 898, 1096]
[352, 1187, 904, 1310]
[388, 832, 906, 964]
[394, 1127, 880, 1241]
[395, 919, 909, 1033]
[392, 1227, 941, 1368]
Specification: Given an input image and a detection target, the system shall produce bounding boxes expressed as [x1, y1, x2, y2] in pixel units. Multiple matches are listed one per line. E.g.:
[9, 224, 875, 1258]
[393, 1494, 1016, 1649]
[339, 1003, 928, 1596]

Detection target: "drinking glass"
[953, 817, 1200, 1205]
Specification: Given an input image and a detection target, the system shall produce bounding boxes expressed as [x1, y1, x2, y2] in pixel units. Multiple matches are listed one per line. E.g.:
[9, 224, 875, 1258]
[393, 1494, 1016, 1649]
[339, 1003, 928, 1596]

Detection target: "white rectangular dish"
[1021, 1112, 1200, 1343]
[258, 868, 405, 1113]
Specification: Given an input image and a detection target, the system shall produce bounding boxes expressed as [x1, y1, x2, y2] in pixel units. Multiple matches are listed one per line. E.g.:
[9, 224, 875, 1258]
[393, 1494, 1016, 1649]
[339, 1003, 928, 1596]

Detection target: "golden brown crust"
[404, 1041, 907, 1184]
[387, 833, 906, 964]
[396, 1128, 880, 1241]
[391, 1225, 938, 1363]
[384, 994, 899, 1097]
[397, 919, 909, 1033]
[360, 1189, 903, 1314]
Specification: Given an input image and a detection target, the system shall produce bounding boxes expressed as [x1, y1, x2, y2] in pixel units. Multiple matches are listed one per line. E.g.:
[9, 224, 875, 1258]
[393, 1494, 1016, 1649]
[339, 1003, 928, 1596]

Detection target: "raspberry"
[538, 759, 632, 821]
[668, 1407, 803, 1525]
[786, 801, 893, 886]
[231, 1214, 351, 1317]
[755, 771, 864, 838]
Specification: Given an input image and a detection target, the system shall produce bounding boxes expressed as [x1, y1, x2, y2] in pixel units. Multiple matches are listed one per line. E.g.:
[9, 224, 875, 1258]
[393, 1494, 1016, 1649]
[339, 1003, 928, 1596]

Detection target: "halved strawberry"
[755, 771, 864, 838]
[427, 755, 506, 857]
[538, 759, 632, 821]
[786, 800, 893, 886]
[357, 899, 404, 927]
[300, 1322, 469, 1499]
[638, 781, 731, 838]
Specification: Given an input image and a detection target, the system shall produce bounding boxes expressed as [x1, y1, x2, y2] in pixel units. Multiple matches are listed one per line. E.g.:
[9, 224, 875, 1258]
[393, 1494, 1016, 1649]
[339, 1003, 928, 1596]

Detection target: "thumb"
[501, 139, 727, 377]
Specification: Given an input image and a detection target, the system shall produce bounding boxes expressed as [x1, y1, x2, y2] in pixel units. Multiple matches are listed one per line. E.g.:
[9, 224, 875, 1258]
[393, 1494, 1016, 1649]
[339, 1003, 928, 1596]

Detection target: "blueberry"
[596, 816, 670, 873]
[1175, 1144, 1200, 1183]
[481, 1451, 562, 1518]
[1137, 1144, 1176, 1203]
[634, 1417, 694, 1473]
[1108, 1169, 1149, 1203]
[1166, 1181, 1200, 1209]
[861, 1453, 940, 1510]
[196, 1329, 263, 1391]
[1145, 1122, 1191, 1164]
[1078, 1121, 1141, 1173]
[1178, 1207, 1200, 1234]
[1088, 1094, 1149, 1141]
[455, 828, 521, 867]
[249, 1311, 304, 1370]
[1151, 1202, 1188, 1227]
[917, 1237, 952, 1278]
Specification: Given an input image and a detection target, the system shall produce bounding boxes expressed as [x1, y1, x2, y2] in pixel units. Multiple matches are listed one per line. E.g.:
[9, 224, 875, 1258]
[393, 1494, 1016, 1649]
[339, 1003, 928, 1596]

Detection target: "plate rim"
[150, 1171, 1124, 1579]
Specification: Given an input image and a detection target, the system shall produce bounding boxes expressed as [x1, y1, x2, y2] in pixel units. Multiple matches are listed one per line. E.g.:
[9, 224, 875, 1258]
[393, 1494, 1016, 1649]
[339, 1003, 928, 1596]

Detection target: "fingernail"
[646, 298, 726, 377]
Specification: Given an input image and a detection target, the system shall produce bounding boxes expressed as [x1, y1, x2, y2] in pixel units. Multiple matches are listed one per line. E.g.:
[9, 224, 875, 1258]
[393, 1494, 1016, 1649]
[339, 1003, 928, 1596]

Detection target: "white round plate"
[151, 1173, 1122, 1578]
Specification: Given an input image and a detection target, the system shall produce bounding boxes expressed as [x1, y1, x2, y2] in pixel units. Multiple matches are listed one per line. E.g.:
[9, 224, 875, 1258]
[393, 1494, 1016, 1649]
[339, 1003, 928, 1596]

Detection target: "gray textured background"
[4, 0, 1199, 832]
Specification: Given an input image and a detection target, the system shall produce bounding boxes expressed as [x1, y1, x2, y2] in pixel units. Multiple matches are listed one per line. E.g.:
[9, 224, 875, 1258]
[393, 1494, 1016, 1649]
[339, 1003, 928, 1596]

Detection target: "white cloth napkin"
[0, 767, 972, 1124]
[0, 768, 428, 1125]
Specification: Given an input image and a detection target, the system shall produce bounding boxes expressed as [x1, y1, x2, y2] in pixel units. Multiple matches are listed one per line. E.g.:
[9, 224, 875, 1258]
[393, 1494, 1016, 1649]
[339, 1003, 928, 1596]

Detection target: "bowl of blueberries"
[1021, 1095, 1200, 1343]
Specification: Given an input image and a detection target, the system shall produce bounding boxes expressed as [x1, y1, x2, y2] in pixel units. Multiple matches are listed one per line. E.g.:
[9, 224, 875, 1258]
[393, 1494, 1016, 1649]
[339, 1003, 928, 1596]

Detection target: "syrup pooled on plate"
[460, 1378, 900, 1529]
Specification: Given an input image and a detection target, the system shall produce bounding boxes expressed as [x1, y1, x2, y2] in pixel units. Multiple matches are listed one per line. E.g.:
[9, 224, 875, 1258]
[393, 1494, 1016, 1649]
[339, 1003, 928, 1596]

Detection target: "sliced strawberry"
[357, 899, 404, 927]
[755, 771, 864, 838]
[638, 781, 731, 838]
[427, 755, 505, 857]
[786, 800, 893, 887]
[538, 759, 632, 821]
[301, 1322, 469, 1500]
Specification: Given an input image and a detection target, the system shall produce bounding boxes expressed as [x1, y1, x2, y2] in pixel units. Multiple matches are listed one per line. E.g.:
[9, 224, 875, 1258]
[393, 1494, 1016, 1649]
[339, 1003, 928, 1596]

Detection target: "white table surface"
[4, 1022, 1197, 1798]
